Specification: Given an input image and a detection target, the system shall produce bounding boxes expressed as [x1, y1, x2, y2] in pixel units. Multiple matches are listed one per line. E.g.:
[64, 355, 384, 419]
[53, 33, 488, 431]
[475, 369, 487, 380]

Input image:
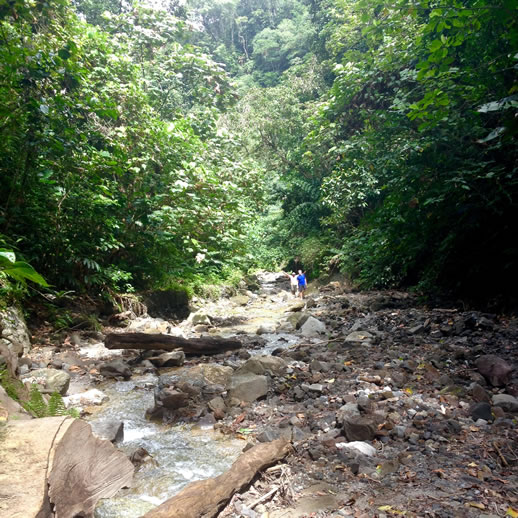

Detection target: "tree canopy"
[0, 0, 516, 306]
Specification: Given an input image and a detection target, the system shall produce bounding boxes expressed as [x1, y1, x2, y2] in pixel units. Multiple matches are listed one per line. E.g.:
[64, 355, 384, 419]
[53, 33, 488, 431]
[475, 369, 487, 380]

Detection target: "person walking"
[296, 270, 307, 299]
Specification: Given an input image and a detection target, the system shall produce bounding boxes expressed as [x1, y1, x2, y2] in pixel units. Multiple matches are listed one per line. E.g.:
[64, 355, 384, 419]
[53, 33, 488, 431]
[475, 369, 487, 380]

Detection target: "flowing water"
[89, 374, 244, 517]
[89, 273, 303, 517]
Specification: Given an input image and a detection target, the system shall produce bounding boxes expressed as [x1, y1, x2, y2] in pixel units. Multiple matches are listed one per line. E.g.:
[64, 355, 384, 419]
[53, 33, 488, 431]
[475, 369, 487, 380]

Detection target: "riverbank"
[3, 272, 517, 517]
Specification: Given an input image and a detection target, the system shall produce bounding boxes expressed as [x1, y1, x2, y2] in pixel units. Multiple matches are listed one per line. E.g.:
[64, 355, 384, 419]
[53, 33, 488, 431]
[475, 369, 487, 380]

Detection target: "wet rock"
[476, 355, 513, 386]
[129, 447, 157, 469]
[492, 394, 518, 413]
[158, 387, 189, 410]
[23, 368, 70, 395]
[342, 416, 376, 442]
[469, 402, 492, 422]
[300, 317, 327, 337]
[90, 420, 124, 443]
[238, 350, 251, 360]
[99, 360, 132, 380]
[228, 373, 268, 403]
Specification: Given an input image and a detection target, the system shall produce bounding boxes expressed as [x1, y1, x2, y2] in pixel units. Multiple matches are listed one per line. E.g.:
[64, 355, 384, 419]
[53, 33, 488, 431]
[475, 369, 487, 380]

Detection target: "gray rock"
[345, 331, 374, 343]
[408, 324, 425, 335]
[286, 300, 306, 312]
[257, 428, 282, 442]
[310, 360, 330, 373]
[149, 350, 185, 368]
[193, 324, 209, 333]
[90, 420, 124, 443]
[189, 364, 234, 387]
[236, 356, 287, 377]
[469, 402, 492, 422]
[336, 403, 360, 425]
[476, 355, 513, 387]
[228, 373, 268, 402]
[256, 323, 277, 335]
[24, 368, 70, 395]
[158, 387, 189, 410]
[100, 360, 132, 380]
[230, 295, 250, 306]
[286, 311, 311, 330]
[208, 396, 227, 413]
[0, 306, 31, 357]
[492, 394, 518, 413]
[300, 317, 327, 337]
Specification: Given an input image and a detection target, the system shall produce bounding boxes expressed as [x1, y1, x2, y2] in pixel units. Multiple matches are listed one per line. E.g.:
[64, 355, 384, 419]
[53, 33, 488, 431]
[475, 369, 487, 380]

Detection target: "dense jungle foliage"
[0, 0, 517, 307]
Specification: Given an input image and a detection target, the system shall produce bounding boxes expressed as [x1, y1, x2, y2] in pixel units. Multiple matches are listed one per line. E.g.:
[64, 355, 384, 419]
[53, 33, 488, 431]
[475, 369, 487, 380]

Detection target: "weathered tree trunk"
[142, 438, 291, 518]
[104, 332, 241, 355]
[0, 416, 134, 518]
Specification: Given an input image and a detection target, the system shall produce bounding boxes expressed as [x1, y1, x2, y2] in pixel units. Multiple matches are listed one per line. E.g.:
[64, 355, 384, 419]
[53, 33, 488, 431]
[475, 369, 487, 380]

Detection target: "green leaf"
[0, 249, 16, 264]
[3, 262, 49, 286]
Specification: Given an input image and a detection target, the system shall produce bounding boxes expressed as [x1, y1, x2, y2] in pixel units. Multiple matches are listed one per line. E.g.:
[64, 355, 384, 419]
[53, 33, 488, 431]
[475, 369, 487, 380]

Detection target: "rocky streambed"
[2, 272, 518, 517]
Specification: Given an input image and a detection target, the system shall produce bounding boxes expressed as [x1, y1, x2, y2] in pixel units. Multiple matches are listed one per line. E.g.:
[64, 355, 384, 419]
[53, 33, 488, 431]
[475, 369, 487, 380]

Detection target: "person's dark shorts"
[298, 284, 306, 292]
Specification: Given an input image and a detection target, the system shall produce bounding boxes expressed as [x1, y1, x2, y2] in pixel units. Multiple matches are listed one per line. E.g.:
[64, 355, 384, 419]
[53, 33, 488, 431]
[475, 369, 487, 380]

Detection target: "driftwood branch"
[142, 439, 292, 518]
[105, 332, 241, 355]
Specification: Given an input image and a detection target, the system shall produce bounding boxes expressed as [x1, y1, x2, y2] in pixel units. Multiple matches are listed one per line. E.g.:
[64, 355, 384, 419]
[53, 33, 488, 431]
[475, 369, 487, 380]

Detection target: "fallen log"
[105, 332, 241, 355]
[142, 438, 292, 518]
[0, 416, 134, 518]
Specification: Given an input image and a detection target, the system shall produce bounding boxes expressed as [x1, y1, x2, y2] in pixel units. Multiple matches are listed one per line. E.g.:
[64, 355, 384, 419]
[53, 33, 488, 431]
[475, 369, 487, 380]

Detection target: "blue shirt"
[297, 274, 306, 287]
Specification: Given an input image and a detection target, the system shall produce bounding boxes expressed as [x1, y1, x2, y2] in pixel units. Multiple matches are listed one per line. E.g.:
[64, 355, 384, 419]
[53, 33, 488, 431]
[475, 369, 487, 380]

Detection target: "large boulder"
[22, 368, 71, 396]
[228, 373, 268, 403]
[0, 306, 31, 375]
[0, 417, 133, 518]
[300, 316, 327, 337]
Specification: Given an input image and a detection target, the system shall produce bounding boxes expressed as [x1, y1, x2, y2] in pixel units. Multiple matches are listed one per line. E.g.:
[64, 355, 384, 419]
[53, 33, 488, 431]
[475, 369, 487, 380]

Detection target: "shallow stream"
[89, 375, 244, 517]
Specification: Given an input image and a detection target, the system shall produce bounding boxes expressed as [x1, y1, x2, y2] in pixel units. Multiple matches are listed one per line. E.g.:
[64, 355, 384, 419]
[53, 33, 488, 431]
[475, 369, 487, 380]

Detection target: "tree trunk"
[104, 332, 242, 355]
[0, 416, 134, 518]
[143, 438, 291, 518]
